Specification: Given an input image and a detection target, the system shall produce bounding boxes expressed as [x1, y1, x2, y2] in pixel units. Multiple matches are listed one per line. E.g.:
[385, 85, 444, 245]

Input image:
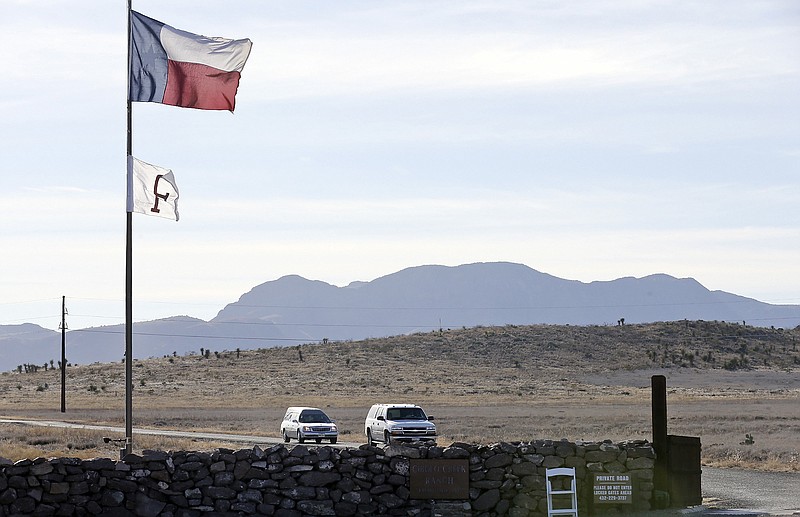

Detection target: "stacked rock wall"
[0, 439, 654, 516]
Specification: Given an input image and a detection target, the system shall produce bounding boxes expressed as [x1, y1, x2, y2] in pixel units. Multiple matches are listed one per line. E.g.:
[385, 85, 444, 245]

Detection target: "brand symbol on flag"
[150, 174, 172, 214]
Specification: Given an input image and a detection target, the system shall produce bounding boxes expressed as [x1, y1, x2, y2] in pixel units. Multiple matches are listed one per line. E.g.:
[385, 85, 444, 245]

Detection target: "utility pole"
[60, 295, 67, 413]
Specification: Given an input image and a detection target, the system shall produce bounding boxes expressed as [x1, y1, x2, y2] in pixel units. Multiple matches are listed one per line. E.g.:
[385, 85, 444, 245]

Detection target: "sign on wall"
[593, 473, 634, 504]
[409, 459, 470, 500]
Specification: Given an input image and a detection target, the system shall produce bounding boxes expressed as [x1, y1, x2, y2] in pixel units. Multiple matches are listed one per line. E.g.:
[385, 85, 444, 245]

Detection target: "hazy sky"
[1, 0, 798, 331]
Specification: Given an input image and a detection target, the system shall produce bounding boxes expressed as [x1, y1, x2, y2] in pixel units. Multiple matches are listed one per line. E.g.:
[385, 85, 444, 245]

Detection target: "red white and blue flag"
[129, 11, 252, 112]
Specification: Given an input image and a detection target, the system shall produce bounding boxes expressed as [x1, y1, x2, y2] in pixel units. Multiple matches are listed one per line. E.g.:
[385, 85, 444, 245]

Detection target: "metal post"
[60, 295, 66, 413]
[125, 212, 133, 458]
[124, 0, 134, 458]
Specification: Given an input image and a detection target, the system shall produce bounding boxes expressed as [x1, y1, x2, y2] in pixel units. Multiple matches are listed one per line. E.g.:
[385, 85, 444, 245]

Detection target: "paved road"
[2, 418, 798, 514]
[703, 466, 800, 515]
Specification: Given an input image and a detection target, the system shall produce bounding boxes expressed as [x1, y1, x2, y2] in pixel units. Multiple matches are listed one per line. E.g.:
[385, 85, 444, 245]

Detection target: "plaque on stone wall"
[593, 473, 634, 504]
[409, 459, 469, 500]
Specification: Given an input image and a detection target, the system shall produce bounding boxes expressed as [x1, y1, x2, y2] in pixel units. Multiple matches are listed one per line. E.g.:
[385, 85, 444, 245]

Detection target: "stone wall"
[0, 439, 655, 516]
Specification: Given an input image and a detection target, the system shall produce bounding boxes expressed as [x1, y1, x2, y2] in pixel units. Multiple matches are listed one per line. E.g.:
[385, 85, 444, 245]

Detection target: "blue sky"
[1, 1, 798, 331]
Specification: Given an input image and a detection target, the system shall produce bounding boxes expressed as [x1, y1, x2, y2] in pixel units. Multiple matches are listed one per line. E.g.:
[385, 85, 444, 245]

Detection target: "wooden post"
[651, 375, 668, 496]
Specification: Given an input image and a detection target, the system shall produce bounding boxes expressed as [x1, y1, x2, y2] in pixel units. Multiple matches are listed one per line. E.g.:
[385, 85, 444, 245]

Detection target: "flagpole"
[125, 0, 134, 458]
[123, 8, 250, 458]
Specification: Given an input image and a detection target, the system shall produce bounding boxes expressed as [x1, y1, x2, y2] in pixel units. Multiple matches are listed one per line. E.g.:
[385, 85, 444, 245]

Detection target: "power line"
[68, 316, 440, 329]
[0, 297, 61, 306]
[61, 295, 800, 311]
[67, 322, 795, 345]
[64, 313, 800, 332]
[70, 328, 312, 342]
[5, 298, 798, 336]
[187, 300, 797, 310]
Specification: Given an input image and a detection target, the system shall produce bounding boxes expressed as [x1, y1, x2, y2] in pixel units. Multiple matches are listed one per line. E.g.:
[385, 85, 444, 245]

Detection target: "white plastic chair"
[546, 467, 579, 517]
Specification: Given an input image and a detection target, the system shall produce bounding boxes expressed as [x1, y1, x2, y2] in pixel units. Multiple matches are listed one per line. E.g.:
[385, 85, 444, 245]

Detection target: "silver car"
[364, 403, 437, 445]
[281, 407, 338, 444]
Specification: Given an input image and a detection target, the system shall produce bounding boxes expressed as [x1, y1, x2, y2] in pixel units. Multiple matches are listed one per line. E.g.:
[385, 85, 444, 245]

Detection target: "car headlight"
[330, 425, 337, 431]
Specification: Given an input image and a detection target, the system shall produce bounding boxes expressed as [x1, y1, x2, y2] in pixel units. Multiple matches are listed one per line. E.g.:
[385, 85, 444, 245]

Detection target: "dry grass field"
[0, 321, 797, 471]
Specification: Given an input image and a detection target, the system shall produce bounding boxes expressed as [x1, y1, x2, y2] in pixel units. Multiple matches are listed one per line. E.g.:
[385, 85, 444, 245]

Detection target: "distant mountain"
[1, 262, 798, 372]
[0, 324, 61, 371]
[213, 262, 799, 336]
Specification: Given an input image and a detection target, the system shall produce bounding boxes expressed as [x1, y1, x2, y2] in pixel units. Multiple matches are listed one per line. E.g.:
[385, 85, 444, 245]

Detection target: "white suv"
[281, 407, 338, 444]
[364, 403, 437, 445]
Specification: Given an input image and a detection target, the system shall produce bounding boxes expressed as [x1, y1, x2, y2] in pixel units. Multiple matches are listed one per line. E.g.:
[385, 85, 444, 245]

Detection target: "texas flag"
[129, 11, 252, 111]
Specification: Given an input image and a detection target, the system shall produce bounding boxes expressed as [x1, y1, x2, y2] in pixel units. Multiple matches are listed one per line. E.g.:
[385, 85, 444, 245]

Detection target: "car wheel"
[384, 431, 391, 445]
[315, 438, 322, 444]
[366, 429, 373, 445]
[330, 437, 337, 444]
[297, 431, 305, 444]
[282, 430, 290, 443]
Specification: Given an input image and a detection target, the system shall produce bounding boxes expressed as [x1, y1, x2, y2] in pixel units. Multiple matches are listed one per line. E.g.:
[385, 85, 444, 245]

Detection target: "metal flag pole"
[124, 0, 134, 458]
[61, 295, 67, 412]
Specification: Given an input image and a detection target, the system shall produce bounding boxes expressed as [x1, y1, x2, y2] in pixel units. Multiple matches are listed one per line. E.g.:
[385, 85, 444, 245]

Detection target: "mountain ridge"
[2, 262, 798, 371]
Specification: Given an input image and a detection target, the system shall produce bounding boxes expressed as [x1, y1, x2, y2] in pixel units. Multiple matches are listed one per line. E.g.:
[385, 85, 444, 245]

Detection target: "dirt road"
[0, 417, 363, 449]
[703, 466, 800, 514]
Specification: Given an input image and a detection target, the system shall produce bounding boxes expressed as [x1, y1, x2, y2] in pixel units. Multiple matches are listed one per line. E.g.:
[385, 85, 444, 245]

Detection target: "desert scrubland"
[0, 321, 797, 471]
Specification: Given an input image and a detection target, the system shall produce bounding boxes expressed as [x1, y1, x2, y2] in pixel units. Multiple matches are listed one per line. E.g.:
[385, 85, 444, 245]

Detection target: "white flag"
[127, 156, 180, 221]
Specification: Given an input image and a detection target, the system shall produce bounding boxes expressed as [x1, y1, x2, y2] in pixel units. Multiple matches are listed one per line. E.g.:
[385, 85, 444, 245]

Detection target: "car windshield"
[299, 410, 331, 423]
[386, 408, 426, 420]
